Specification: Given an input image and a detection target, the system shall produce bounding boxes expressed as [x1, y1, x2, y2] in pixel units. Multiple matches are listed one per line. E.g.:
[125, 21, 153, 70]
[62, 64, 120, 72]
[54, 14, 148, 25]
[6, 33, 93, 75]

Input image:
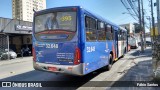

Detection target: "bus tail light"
[32, 47, 36, 62]
[74, 47, 81, 65]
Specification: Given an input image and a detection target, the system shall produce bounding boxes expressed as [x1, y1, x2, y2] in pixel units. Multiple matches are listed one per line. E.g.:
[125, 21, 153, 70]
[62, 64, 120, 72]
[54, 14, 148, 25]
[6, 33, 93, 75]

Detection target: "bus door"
[118, 29, 123, 57]
[114, 30, 118, 59]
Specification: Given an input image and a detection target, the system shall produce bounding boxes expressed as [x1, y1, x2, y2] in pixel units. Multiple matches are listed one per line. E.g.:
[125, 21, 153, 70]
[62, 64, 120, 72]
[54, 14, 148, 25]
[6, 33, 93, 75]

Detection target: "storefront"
[0, 17, 32, 57]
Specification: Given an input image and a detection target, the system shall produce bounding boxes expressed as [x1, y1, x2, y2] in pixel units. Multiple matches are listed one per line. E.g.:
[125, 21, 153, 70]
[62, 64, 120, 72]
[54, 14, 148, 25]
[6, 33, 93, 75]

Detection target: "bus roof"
[80, 7, 127, 31]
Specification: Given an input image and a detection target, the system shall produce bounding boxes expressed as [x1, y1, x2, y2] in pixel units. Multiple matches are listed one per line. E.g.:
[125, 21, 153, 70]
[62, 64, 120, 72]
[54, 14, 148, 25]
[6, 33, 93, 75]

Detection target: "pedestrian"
[21, 47, 24, 58]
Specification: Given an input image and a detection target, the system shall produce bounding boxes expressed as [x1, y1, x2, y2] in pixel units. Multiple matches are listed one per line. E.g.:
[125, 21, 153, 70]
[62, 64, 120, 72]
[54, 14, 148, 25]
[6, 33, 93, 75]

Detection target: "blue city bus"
[32, 6, 127, 76]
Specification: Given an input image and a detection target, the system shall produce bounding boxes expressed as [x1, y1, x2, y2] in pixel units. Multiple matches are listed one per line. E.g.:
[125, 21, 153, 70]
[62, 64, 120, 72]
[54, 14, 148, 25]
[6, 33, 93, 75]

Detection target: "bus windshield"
[34, 11, 77, 34]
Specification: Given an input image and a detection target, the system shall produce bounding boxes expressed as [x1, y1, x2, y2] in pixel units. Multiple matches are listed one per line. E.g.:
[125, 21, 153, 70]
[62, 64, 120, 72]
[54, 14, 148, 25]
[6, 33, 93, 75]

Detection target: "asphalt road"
[0, 48, 152, 90]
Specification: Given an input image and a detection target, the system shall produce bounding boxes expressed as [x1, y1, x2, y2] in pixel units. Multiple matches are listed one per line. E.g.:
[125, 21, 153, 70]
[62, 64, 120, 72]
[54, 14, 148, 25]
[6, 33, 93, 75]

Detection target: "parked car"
[138, 41, 152, 47]
[0, 49, 17, 60]
[146, 41, 152, 47]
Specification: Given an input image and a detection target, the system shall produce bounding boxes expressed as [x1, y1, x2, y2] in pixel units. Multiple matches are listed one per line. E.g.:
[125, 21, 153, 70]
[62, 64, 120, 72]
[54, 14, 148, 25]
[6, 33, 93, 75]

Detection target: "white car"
[5, 49, 17, 59]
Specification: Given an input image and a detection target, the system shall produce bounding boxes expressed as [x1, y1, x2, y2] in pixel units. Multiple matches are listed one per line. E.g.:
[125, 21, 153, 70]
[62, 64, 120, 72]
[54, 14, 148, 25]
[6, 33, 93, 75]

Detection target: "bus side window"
[125, 32, 127, 40]
[122, 31, 125, 40]
[85, 16, 97, 41]
[121, 31, 123, 40]
[97, 21, 105, 41]
[118, 30, 119, 40]
[118, 29, 122, 41]
[85, 16, 90, 28]
[111, 26, 113, 40]
[112, 27, 115, 40]
[106, 24, 113, 40]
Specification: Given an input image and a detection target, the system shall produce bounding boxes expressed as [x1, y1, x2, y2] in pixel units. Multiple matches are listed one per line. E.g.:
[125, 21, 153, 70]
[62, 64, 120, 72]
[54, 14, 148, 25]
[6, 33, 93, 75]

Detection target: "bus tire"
[106, 54, 113, 71]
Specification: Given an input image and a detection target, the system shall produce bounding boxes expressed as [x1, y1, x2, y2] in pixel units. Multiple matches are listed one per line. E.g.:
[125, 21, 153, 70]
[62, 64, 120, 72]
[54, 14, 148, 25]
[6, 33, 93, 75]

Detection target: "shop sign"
[15, 25, 32, 31]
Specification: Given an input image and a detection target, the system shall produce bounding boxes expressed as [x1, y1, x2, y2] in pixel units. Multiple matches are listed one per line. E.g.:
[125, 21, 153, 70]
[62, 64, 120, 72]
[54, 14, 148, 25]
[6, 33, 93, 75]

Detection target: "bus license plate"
[48, 67, 57, 71]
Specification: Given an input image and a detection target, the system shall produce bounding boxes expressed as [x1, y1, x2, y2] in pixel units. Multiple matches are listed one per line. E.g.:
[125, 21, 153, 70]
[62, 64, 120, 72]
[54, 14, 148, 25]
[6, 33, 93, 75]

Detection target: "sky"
[46, 0, 137, 25]
[0, 0, 157, 32]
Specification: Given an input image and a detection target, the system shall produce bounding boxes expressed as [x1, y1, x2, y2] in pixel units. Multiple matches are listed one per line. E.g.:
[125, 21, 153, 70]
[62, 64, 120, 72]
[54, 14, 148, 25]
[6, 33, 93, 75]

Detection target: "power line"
[0, 19, 13, 33]
[121, 0, 138, 21]
[127, 0, 139, 17]
[123, 0, 138, 18]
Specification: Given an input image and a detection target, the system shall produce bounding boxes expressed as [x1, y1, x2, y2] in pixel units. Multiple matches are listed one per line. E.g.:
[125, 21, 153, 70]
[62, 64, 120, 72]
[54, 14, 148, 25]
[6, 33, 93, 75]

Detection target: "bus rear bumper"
[33, 61, 83, 76]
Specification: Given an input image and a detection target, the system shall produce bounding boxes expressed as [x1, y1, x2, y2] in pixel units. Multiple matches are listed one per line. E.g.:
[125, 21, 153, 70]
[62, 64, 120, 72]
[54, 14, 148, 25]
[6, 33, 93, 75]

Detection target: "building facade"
[12, 0, 46, 22]
[0, 17, 32, 55]
[120, 23, 135, 35]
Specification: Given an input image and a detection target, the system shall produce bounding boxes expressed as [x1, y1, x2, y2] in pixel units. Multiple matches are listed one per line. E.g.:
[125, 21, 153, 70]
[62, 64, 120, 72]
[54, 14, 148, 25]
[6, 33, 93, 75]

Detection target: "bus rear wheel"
[106, 54, 113, 71]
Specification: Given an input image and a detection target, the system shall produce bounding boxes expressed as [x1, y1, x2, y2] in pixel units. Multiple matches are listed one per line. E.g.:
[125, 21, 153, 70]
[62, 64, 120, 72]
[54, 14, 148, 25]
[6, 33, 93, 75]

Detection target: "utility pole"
[157, 0, 160, 34]
[153, 0, 160, 79]
[151, 0, 156, 75]
[151, 0, 155, 36]
[138, 0, 144, 52]
[141, 0, 146, 48]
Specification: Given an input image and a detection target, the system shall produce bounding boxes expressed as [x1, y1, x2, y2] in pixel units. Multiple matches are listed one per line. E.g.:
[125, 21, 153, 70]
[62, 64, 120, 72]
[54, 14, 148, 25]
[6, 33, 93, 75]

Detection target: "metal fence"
[0, 34, 7, 52]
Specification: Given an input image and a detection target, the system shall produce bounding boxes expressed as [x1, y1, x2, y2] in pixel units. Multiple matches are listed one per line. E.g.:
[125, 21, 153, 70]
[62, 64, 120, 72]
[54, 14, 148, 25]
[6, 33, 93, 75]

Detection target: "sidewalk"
[108, 47, 159, 90]
[77, 47, 153, 90]
[0, 56, 32, 66]
[118, 47, 153, 81]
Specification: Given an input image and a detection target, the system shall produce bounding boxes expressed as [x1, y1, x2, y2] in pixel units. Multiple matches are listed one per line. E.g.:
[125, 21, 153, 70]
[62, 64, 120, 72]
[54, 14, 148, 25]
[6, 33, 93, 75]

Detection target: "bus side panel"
[80, 10, 113, 75]
[83, 42, 110, 74]
[78, 8, 85, 75]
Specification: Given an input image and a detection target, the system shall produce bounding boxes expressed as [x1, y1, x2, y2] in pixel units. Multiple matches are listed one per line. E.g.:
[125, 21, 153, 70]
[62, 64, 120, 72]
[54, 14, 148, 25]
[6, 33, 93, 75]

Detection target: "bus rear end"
[32, 7, 83, 75]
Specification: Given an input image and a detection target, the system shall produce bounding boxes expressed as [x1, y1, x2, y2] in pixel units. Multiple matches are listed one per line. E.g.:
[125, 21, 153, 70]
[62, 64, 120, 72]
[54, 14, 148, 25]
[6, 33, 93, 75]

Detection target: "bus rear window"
[34, 12, 77, 33]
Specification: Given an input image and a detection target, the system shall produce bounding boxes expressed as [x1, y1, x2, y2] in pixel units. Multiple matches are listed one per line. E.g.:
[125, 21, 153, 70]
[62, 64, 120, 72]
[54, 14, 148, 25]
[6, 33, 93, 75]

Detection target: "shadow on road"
[0, 66, 107, 89]
[130, 48, 152, 57]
